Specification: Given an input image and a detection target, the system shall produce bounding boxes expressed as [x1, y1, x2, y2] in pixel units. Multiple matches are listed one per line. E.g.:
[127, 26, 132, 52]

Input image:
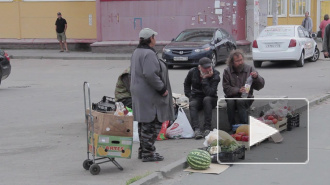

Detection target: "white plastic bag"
[203, 129, 222, 147]
[133, 121, 140, 143]
[166, 108, 194, 139]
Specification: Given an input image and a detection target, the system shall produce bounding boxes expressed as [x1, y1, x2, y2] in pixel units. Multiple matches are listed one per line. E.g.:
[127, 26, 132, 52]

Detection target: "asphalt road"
[0, 57, 329, 184]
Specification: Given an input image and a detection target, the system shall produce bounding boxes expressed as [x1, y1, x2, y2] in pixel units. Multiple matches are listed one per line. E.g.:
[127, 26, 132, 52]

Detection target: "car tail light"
[252, 40, 258, 48]
[4, 52, 10, 61]
[289, 39, 297, 48]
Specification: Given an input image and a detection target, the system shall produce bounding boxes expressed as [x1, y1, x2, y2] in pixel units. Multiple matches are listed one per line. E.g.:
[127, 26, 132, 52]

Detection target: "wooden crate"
[274, 118, 287, 132]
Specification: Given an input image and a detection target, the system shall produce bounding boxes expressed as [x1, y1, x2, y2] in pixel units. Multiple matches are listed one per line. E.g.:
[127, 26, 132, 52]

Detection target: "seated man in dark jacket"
[223, 50, 265, 128]
[184, 57, 220, 139]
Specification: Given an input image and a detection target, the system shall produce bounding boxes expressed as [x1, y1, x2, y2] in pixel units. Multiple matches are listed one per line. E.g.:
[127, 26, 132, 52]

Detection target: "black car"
[0, 49, 11, 85]
[162, 27, 236, 68]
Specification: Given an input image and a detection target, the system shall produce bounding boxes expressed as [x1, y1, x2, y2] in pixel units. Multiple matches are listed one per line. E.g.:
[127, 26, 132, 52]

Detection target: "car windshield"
[259, 27, 295, 37]
[175, 30, 213, 42]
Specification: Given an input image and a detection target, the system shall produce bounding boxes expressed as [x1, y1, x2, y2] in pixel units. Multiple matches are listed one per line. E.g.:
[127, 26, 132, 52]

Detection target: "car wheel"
[253, 61, 262, 68]
[211, 51, 217, 66]
[296, 52, 304, 67]
[310, 47, 320, 62]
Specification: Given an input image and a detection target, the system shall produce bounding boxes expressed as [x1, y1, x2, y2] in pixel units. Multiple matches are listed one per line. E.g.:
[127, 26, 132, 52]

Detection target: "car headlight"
[195, 47, 211, 53]
[163, 48, 171, 53]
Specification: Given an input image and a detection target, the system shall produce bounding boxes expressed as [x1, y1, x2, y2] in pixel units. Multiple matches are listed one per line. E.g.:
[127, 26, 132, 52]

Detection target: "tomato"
[268, 115, 274, 120]
[235, 135, 242, 141]
[272, 119, 278, 124]
[242, 136, 249, 142]
[237, 132, 246, 136]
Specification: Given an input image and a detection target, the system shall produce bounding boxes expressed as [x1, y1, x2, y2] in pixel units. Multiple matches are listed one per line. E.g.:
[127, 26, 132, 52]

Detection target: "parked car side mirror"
[171, 38, 175, 41]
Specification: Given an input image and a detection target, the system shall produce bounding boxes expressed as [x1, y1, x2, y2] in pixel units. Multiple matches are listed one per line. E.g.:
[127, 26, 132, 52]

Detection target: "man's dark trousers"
[226, 99, 253, 125]
[189, 96, 217, 131]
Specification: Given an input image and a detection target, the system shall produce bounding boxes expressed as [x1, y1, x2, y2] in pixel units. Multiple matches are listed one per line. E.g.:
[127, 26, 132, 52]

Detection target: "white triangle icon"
[250, 116, 283, 146]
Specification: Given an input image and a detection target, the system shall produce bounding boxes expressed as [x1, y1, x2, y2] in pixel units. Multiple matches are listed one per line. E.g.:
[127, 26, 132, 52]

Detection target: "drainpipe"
[272, 0, 278, 25]
[96, 0, 102, 42]
[16, 0, 22, 39]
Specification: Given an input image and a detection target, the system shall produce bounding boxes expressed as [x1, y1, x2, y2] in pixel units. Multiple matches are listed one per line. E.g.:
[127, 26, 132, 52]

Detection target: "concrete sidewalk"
[5, 49, 253, 61]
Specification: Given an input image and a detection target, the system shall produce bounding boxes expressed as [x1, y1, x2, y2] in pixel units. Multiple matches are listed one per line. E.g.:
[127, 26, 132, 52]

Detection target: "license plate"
[266, 44, 280, 48]
[173, 57, 188, 61]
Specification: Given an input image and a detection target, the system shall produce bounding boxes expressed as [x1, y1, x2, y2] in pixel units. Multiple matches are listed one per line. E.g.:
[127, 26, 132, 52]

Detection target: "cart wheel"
[83, 159, 93, 170]
[90, 164, 101, 175]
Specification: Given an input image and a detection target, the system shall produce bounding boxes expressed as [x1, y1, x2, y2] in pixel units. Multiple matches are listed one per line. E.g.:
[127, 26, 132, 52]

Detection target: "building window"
[289, 0, 310, 16]
[268, 0, 287, 17]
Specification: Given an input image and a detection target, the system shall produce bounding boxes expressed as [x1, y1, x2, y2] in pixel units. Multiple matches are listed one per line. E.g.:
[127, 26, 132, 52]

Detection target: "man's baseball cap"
[139, 28, 158, 39]
[199, 57, 213, 68]
[57, 12, 61, 15]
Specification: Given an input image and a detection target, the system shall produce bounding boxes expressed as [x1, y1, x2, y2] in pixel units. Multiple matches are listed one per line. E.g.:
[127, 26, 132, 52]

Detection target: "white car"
[252, 25, 320, 67]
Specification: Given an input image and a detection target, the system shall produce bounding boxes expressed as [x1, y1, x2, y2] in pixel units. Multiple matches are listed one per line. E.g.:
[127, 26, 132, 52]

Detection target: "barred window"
[268, 0, 287, 17]
[289, 0, 310, 16]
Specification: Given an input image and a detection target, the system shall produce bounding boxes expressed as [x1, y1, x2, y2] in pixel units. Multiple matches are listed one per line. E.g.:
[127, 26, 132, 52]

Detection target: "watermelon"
[186, 149, 211, 170]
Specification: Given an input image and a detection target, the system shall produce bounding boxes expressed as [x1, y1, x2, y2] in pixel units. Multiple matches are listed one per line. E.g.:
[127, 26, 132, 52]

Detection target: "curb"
[131, 158, 187, 185]
[132, 93, 330, 185]
[10, 55, 132, 61]
[245, 56, 252, 60]
[308, 92, 330, 107]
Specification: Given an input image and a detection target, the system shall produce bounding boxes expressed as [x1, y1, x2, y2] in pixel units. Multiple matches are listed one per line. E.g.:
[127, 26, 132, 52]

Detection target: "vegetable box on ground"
[214, 145, 245, 163]
[287, 113, 299, 131]
[236, 141, 250, 150]
[274, 118, 287, 132]
[200, 145, 245, 163]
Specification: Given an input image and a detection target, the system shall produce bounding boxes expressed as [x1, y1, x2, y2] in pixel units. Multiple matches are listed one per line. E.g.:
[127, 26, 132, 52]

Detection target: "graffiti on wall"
[100, 0, 246, 41]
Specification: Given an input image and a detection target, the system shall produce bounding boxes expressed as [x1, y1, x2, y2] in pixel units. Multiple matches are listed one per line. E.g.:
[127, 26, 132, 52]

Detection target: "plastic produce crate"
[287, 113, 299, 131]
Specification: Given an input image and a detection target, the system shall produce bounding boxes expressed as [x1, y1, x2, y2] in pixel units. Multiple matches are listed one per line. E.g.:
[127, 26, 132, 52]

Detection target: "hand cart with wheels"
[83, 82, 133, 175]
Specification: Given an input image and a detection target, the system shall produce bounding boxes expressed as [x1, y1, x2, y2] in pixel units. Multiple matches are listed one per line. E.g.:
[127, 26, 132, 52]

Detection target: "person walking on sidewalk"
[55, 12, 68, 52]
[323, 23, 330, 58]
[319, 14, 330, 39]
[130, 28, 174, 162]
[184, 57, 220, 139]
[222, 50, 265, 129]
[302, 11, 313, 34]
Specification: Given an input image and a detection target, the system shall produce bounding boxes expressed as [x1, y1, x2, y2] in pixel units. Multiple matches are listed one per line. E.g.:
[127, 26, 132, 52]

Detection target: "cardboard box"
[87, 110, 133, 137]
[88, 132, 133, 159]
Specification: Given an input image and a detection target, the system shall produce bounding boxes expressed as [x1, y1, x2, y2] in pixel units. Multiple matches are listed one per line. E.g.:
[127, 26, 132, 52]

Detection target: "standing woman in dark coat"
[130, 28, 174, 162]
